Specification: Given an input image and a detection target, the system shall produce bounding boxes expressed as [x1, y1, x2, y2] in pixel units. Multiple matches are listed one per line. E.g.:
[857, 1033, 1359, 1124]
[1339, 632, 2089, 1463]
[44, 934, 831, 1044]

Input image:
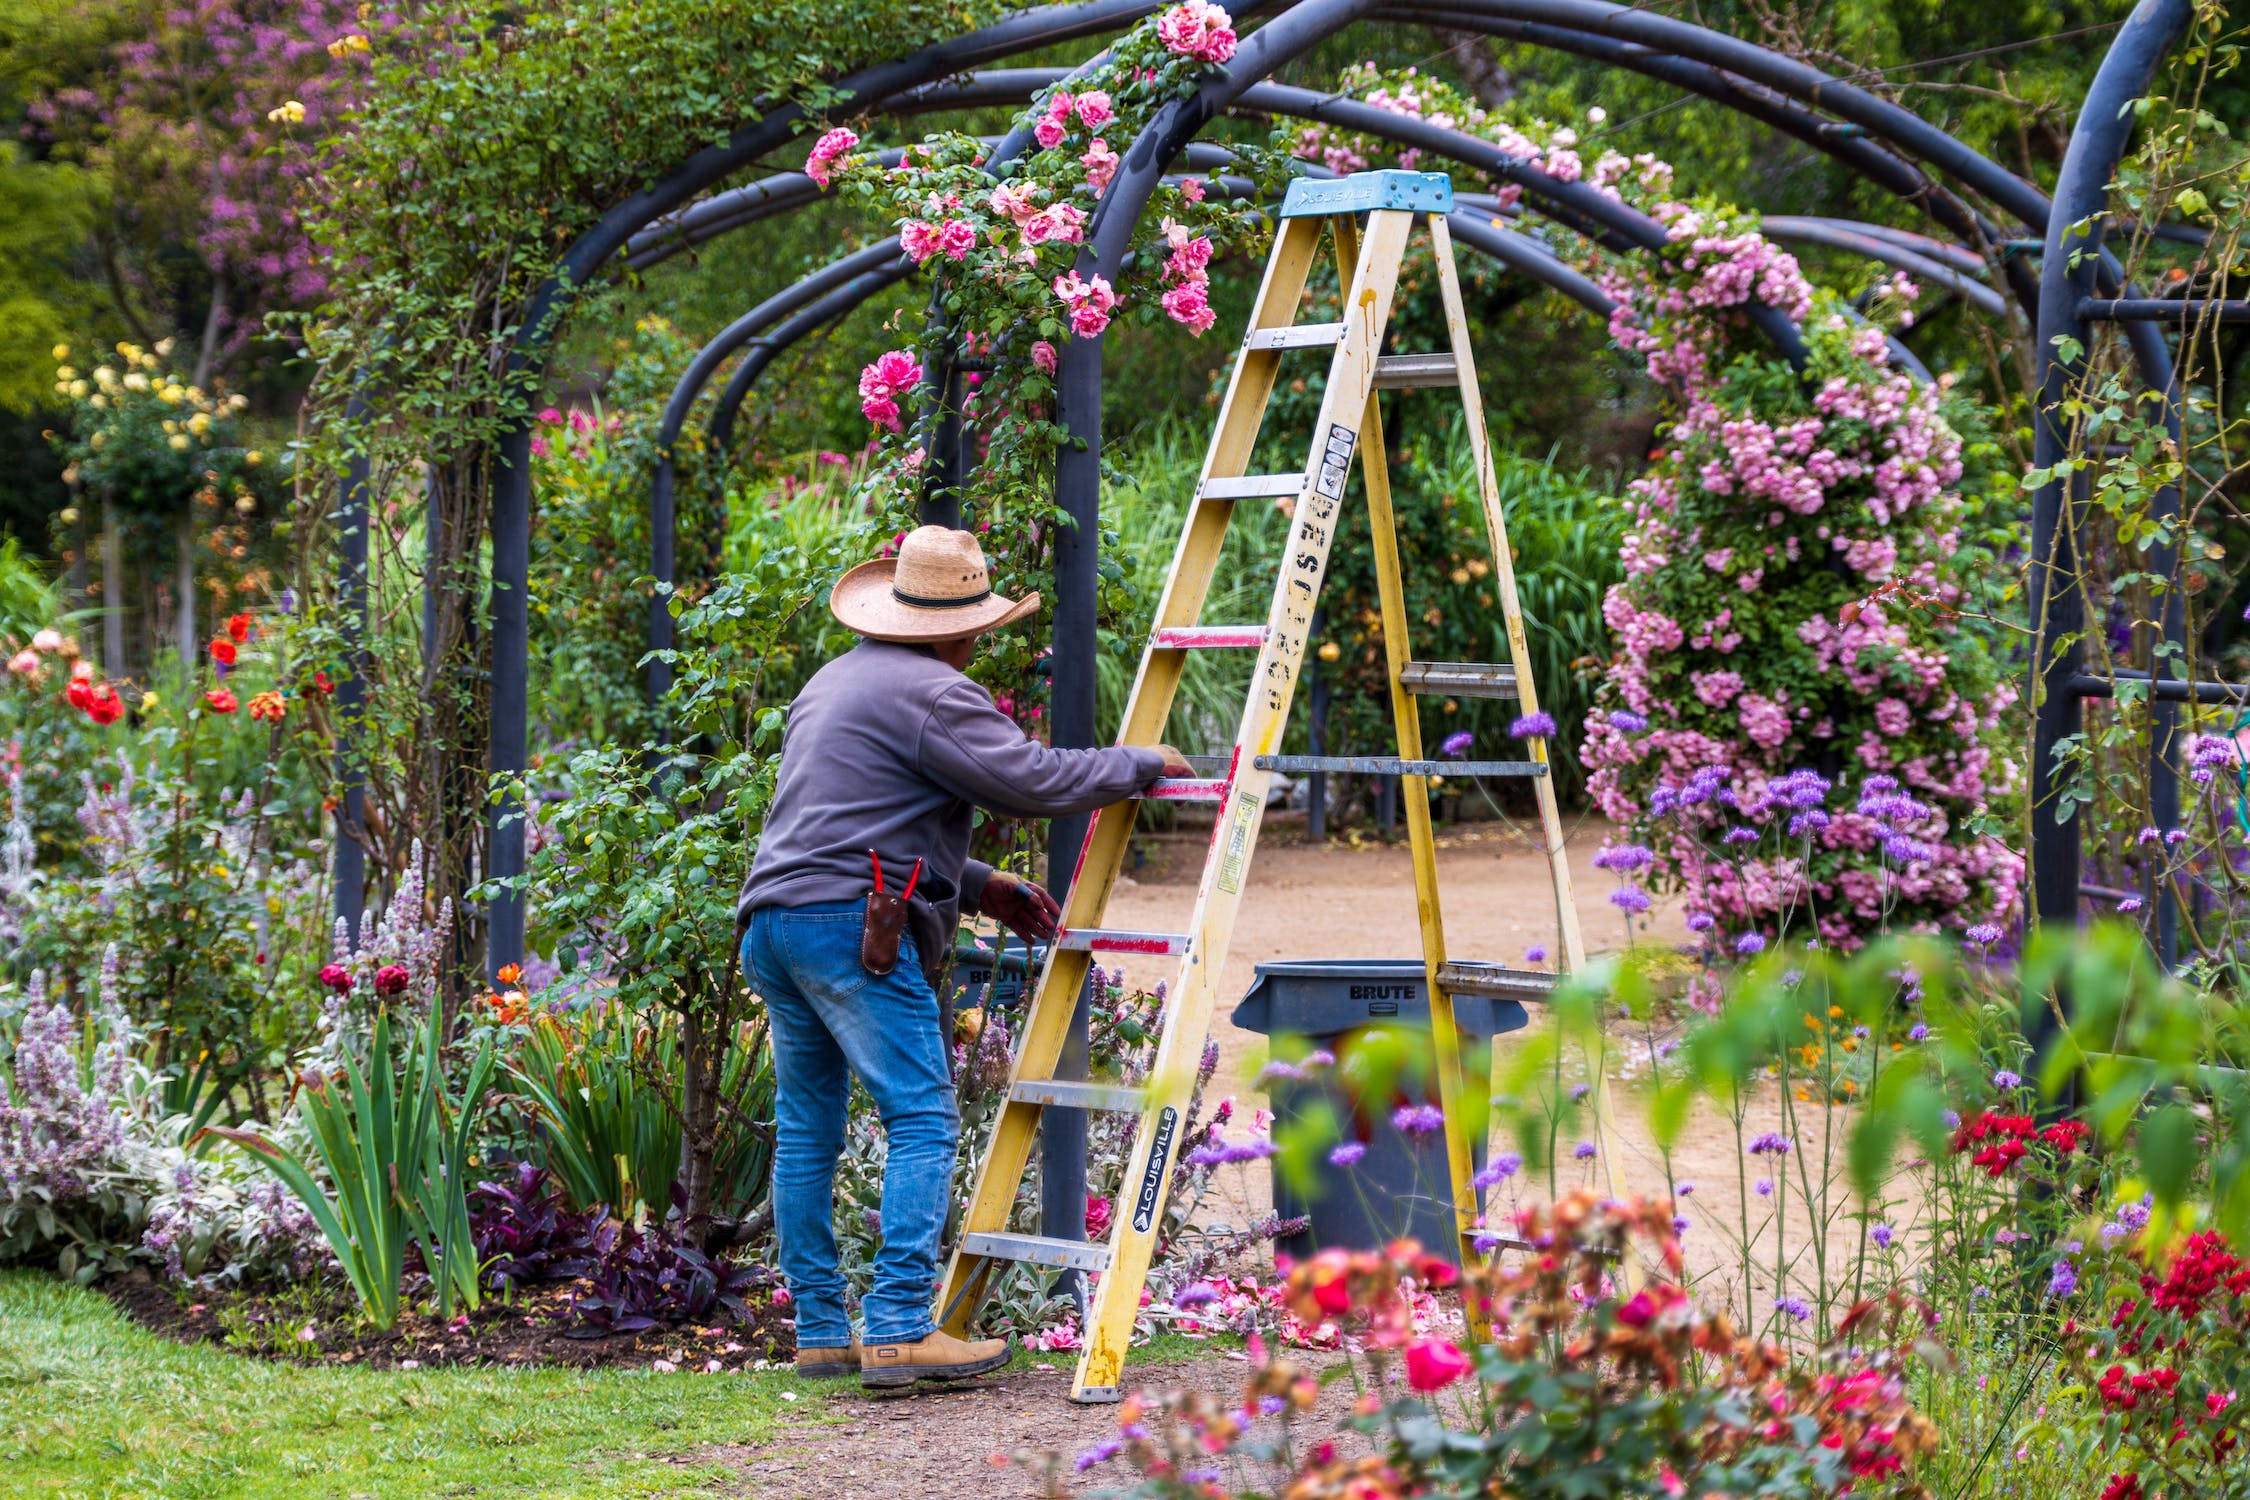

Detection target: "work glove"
[1152, 743, 1195, 778]
[980, 870, 1062, 944]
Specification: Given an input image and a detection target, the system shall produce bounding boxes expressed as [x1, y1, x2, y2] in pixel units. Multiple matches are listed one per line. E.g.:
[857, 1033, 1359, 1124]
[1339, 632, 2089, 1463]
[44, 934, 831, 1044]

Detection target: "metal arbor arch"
[337, 0, 2227, 1078]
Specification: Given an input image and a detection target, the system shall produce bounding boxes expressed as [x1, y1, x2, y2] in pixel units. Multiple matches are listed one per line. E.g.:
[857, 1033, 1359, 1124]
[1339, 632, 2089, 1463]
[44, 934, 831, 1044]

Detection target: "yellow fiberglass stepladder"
[936, 169, 1632, 1402]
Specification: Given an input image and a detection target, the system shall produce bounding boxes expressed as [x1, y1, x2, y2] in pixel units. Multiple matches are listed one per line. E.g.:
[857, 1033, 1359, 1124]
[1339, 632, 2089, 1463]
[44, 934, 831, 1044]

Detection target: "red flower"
[227, 612, 253, 642]
[1953, 1112, 2037, 1177]
[318, 962, 354, 993]
[2151, 1232, 2247, 1315]
[1403, 1335, 1472, 1393]
[203, 687, 239, 714]
[84, 682, 123, 726]
[64, 676, 94, 712]
[1084, 1192, 1113, 1239]
[209, 638, 238, 666]
[2098, 1474, 2140, 1500]
[373, 964, 410, 996]
[2040, 1119, 2092, 1154]
[309, 670, 334, 696]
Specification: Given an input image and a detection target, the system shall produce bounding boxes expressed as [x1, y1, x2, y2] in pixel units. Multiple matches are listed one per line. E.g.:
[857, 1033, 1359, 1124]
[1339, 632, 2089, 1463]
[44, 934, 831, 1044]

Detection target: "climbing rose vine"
[1298, 64, 2021, 948]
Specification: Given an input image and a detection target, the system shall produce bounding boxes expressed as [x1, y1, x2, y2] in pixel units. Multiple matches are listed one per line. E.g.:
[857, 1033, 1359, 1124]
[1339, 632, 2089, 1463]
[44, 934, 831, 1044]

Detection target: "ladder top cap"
[1278, 170, 1453, 219]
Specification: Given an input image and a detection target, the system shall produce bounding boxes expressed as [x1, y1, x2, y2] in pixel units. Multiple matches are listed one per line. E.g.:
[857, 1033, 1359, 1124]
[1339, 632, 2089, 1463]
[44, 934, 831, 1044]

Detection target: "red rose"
[318, 962, 354, 993]
[203, 687, 239, 714]
[209, 638, 238, 666]
[84, 682, 123, 726]
[227, 612, 253, 642]
[1402, 1335, 1471, 1393]
[65, 677, 94, 711]
[374, 964, 410, 995]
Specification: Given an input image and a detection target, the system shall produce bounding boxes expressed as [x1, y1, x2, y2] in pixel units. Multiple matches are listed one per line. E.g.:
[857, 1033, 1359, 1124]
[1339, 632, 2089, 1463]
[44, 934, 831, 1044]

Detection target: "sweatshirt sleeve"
[917, 678, 1166, 820]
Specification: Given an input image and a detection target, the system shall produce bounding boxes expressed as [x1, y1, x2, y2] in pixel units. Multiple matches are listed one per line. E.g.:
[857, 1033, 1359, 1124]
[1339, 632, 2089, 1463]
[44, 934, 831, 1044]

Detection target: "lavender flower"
[1392, 1104, 1444, 1137]
[1673, 1181, 1696, 1197]
[1593, 843, 1656, 873]
[1473, 1152, 1523, 1189]
[1076, 1441, 1124, 1471]
[1871, 1223, 1894, 1249]
[1734, 933, 1766, 956]
[1509, 711, 1557, 739]
[1774, 1295, 1812, 1322]
[1755, 1179, 1773, 1197]
[1610, 887, 1653, 915]
[2048, 1259, 2078, 1298]
[1188, 1138, 1278, 1167]
[1329, 1141, 1368, 1168]
[1524, 945, 1548, 964]
[1747, 1132, 1793, 1156]
[1439, 729, 1474, 758]
[1908, 1023, 1929, 1042]
[1572, 1141, 1597, 1160]
[1992, 1069, 2023, 1090]
[1965, 922, 2002, 945]
[1608, 709, 1648, 733]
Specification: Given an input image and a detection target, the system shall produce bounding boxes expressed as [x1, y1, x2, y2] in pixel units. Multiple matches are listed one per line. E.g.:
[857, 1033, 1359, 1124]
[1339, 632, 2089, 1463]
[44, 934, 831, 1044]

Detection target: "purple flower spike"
[1747, 1132, 1793, 1156]
[1774, 1294, 1812, 1321]
[1472, 1152, 1522, 1189]
[1525, 944, 1548, 964]
[1572, 1141, 1597, 1160]
[1734, 932, 1767, 956]
[2048, 1259, 2078, 1298]
[1608, 709, 1649, 733]
[1871, 1223, 1894, 1248]
[1610, 886, 1653, 915]
[1392, 1104, 1445, 1137]
[1439, 729, 1474, 758]
[1964, 923, 2003, 946]
[1329, 1140, 1368, 1167]
[1509, 711, 1558, 738]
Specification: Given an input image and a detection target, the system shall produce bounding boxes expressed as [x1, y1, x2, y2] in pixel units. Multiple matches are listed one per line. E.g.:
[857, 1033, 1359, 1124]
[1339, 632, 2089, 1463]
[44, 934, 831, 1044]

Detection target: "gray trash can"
[950, 935, 1039, 1013]
[1231, 959, 1529, 1265]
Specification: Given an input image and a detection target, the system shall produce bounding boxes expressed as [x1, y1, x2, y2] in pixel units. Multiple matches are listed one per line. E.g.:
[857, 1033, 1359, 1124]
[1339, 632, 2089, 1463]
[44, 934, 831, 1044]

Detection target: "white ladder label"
[1314, 422, 1356, 503]
[1216, 793, 1259, 893]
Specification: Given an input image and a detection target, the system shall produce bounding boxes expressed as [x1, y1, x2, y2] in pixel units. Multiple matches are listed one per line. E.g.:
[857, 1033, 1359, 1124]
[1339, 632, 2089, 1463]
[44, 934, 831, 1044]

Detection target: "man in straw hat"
[739, 524, 1192, 1390]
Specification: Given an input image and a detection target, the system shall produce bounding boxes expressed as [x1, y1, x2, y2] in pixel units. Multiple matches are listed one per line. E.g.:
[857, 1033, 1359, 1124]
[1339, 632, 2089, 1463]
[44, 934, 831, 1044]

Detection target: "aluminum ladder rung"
[1255, 754, 1545, 778]
[1008, 1078, 1146, 1112]
[1199, 473, 1304, 500]
[1054, 927, 1192, 956]
[1373, 353, 1460, 389]
[1244, 321, 1344, 350]
[1150, 625, 1268, 649]
[1135, 777, 1229, 802]
[960, 1231, 1112, 1273]
[1399, 660, 1518, 699]
[1436, 961, 1559, 999]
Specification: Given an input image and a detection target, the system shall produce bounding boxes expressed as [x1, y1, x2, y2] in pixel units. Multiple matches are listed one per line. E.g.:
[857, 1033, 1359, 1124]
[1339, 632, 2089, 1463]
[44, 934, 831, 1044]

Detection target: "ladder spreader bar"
[1199, 473, 1305, 500]
[960, 1231, 1113, 1273]
[1245, 321, 1344, 350]
[1054, 928, 1192, 956]
[1255, 754, 1545, 778]
[1373, 353, 1461, 389]
[1135, 777, 1229, 802]
[1009, 1079, 1146, 1113]
[1151, 625, 1269, 649]
[1435, 961, 1560, 999]
[1399, 660, 1519, 698]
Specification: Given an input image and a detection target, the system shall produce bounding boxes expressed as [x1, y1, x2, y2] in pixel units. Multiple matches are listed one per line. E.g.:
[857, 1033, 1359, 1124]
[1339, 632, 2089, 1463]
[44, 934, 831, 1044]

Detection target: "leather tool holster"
[860, 850, 921, 978]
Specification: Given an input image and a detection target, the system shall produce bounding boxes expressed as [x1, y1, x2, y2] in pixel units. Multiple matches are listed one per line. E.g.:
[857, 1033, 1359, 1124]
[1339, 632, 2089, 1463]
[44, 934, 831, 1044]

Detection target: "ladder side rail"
[1356, 379, 1489, 1327]
[1071, 208, 1418, 1400]
[1427, 217, 1637, 1232]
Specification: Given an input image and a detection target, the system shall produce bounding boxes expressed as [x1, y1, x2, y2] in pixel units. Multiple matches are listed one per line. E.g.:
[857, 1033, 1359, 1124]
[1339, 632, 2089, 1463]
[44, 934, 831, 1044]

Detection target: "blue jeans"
[746, 900, 958, 1347]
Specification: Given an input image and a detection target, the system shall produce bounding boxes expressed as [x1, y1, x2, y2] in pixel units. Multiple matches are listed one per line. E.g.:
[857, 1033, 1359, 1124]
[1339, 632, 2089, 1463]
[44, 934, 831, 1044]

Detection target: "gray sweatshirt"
[739, 639, 1165, 966]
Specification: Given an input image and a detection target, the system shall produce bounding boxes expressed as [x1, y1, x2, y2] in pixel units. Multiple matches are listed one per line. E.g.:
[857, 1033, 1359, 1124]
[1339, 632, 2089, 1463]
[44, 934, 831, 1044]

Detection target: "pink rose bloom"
[858, 349, 920, 405]
[1052, 269, 1117, 314]
[1031, 340, 1059, 374]
[1069, 301, 1113, 338]
[1403, 1336, 1472, 1392]
[7, 649, 37, 678]
[1157, 0, 1237, 62]
[1021, 210, 1056, 246]
[1180, 177, 1205, 201]
[1081, 138, 1119, 197]
[1075, 90, 1113, 129]
[861, 393, 901, 431]
[32, 628, 63, 652]
[936, 219, 976, 260]
[1036, 203, 1086, 244]
[805, 126, 858, 188]
[1033, 114, 1067, 150]
[899, 219, 942, 263]
[1161, 280, 1217, 335]
[1691, 670, 1743, 708]
[1702, 548, 1731, 572]
[989, 182, 1037, 225]
[1875, 697, 1912, 738]
[1044, 91, 1074, 121]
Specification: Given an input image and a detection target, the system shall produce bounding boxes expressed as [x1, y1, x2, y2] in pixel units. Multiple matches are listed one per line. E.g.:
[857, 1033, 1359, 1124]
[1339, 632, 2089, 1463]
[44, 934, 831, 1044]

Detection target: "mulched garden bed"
[105, 1266, 800, 1372]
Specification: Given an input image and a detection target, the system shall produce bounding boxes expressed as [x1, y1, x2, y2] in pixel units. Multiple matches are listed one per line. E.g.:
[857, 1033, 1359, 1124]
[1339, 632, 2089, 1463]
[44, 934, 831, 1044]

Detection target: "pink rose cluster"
[1031, 87, 1114, 151]
[1579, 194, 2020, 947]
[1156, 0, 1236, 63]
[988, 181, 1086, 258]
[1054, 269, 1119, 339]
[857, 348, 920, 432]
[899, 188, 977, 265]
[805, 127, 858, 189]
[1156, 215, 1217, 335]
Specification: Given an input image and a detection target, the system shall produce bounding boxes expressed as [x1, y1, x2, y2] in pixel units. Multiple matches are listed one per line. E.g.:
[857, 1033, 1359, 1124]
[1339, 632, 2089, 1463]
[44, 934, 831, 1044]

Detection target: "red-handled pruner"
[870, 849, 924, 901]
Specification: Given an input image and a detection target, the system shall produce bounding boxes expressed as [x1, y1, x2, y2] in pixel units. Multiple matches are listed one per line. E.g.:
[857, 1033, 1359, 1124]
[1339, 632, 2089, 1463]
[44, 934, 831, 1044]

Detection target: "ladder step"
[1255, 755, 1546, 778]
[1373, 353, 1461, 389]
[1151, 625, 1268, 649]
[1008, 1078, 1146, 1113]
[1244, 321, 1344, 351]
[960, 1231, 1113, 1273]
[1436, 961, 1559, 1000]
[1199, 473, 1304, 500]
[1400, 661, 1518, 699]
[1055, 928, 1192, 956]
[1135, 777, 1229, 803]
[1278, 168, 1454, 218]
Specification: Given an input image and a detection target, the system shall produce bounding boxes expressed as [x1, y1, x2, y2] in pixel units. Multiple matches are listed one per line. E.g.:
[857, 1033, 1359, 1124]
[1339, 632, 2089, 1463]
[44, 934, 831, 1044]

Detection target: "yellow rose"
[89, 432, 105, 449]
[88, 395, 106, 410]
[51, 343, 69, 362]
[141, 691, 158, 710]
[68, 380, 87, 398]
[245, 451, 262, 465]
[123, 371, 148, 391]
[168, 434, 190, 451]
[1317, 640, 1340, 662]
[56, 365, 75, 382]
[155, 337, 175, 356]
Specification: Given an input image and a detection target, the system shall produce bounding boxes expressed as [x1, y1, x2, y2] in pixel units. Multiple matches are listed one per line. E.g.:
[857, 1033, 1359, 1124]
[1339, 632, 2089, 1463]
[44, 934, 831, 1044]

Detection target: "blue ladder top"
[1277, 169, 1453, 218]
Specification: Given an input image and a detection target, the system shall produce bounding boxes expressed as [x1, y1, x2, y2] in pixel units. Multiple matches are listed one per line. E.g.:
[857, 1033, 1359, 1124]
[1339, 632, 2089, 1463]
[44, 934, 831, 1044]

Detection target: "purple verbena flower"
[1734, 932, 1767, 956]
[1392, 1104, 1444, 1137]
[1908, 1023, 1929, 1042]
[1722, 826, 1759, 845]
[2048, 1259, 2078, 1298]
[1684, 911, 1715, 932]
[1992, 1069, 2023, 1090]
[1610, 886, 1653, 915]
[1608, 709, 1649, 733]
[1748, 1132, 1792, 1156]
[1473, 1152, 1522, 1189]
[1593, 843, 1656, 873]
[1524, 945, 1548, 964]
[1871, 1223, 1894, 1249]
[1774, 1295, 1812, 1322]
[1572, 1141, 1597, 1160]
[1439, 729, 1474, 758]
[1329, 1141, 1368, 1168]
[1964, 923, 2003, 946]
[1509, 712, 1558, 738]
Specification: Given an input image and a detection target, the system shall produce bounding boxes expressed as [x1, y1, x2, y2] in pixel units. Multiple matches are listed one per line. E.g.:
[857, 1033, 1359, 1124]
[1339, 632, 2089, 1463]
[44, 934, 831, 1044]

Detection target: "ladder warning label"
[1313, 423, 1356, 505]
[1132, 1106, 1179, 1233]
[1217, 793, 1260, 893]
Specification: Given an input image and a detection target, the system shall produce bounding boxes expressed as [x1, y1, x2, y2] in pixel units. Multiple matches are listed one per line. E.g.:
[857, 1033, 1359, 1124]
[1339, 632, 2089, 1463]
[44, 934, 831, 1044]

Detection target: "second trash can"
[1231, 958, 1530, 1265]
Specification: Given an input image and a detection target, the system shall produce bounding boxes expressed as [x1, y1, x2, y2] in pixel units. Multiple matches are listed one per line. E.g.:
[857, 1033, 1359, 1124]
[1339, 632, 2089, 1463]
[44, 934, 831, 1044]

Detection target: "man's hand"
[1152, 743, 1195, 778]
[980, 870, 1062, 943]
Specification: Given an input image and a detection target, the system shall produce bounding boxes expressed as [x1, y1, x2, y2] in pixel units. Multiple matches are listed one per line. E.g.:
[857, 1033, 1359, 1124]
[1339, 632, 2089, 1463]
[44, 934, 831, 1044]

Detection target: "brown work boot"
[859, 1329, 1011, 1389]
[794, 1337, 862, 1379]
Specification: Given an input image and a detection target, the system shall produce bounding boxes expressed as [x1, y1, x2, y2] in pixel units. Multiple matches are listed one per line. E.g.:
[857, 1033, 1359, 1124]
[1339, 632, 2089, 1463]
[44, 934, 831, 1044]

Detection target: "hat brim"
[828, 557, 1042, 642]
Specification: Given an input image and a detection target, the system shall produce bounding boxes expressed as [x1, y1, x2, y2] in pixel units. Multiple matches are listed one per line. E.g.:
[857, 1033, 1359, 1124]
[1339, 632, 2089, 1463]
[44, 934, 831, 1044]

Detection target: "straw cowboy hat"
[829, 525, 1042, 642]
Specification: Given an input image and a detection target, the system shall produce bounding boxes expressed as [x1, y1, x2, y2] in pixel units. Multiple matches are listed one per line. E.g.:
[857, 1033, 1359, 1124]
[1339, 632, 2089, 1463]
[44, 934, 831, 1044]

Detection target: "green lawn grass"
[0, 1270, 818, 1499]
[0, 1270, 1240, 1499]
